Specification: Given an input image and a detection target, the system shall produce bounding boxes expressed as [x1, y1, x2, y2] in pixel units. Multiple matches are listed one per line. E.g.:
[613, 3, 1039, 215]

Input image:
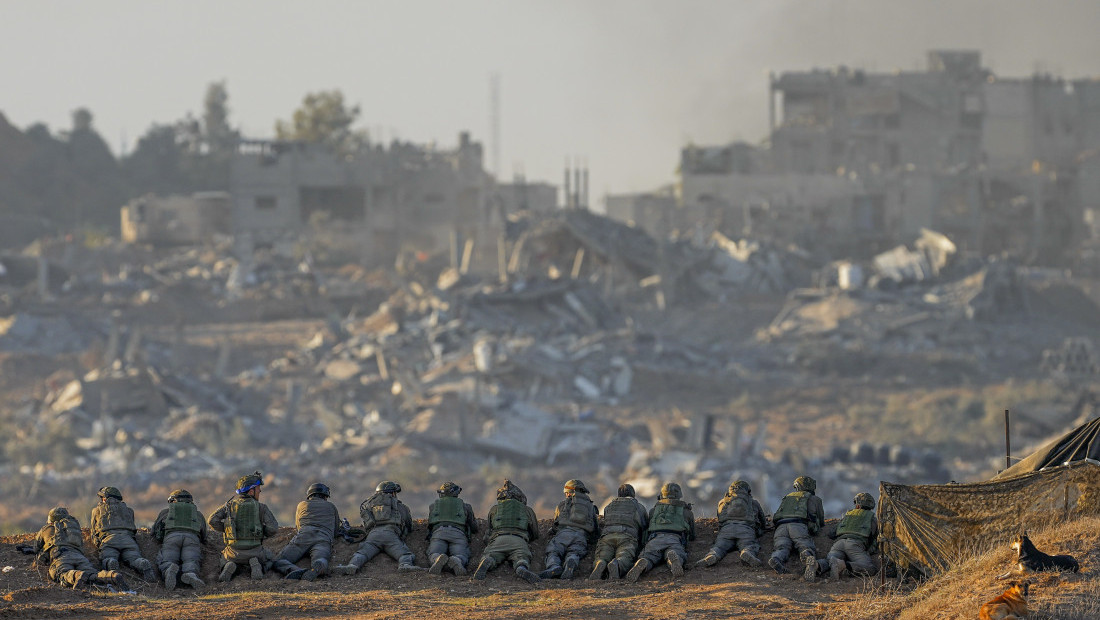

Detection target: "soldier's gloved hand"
[15, 544, 35, 555]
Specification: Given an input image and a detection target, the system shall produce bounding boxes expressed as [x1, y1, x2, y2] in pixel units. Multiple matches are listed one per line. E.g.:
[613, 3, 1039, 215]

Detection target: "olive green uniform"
[592, 496, 648, 575]
[207, 495, 279, 574]
[90, 497, 156, 576]
[152, 502, 207, 577]
[34, 516, 126, 589]
[426, 496, 479, 567]
[543, 492, 600, 573]
[478, 499, 540, 575]
[818, 508, 878, 576]
[770, 490, 825, 568]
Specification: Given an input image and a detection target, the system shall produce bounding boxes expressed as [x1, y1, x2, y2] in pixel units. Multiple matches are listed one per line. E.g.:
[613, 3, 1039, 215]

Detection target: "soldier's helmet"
[168, 489, 193, 503]
[730, 480, 751, 495]
[496, 479, 527, 504]
[237, 471, 264, 493]
[618, 483, 636, 498]
[854, 492, 875, 510]
[793, 476, 817, 493]
[563, 479, 588, 494]
[438, 482, 462, 497]
[660, 482, 683, 500]
[47, 507, 70, 523]
[376, 481, 401, 494]
[98, 486, 123, 501]
[307, 483, 331, 499]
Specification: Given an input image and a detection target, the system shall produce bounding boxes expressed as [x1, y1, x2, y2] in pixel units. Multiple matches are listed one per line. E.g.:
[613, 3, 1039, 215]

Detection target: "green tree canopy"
[275, 90, 366, 155]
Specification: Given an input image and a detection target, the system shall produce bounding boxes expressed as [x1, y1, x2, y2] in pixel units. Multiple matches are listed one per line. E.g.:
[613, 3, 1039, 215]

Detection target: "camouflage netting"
[879, 460, 1100, 576]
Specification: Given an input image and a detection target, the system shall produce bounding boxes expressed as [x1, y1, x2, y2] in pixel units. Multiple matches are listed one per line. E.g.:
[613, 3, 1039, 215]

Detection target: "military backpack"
[491, 498, 530, 539]
[165, 501, 203, 535]
[224, 497, 265, 549]
[774, 491, 811, 521]
[361, 493, 402, 528]
[48, 517, 85, 552]
[98, 499, 135, 532]
[428, 496, 467, 532]
[718, 493, 753, 524]
[836, 508, 874, 541]
[649, 500, 689, 534]
[559, 493, 595, 533]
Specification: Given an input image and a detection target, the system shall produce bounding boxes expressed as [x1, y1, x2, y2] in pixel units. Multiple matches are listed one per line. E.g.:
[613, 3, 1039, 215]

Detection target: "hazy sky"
[3, 1, 1100, 201]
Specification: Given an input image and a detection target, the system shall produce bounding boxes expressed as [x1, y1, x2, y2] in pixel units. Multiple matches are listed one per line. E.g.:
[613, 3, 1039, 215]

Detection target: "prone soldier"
[588, 483, 648, 580]
[625, 482, 695, 582]
[152, 489, 207, 590]
[472, 480, 541, 584]
[333, 480, 422, 574]
[208, 471, 280, 582]
[426, 481, 479, 576]
[90, 486, 157, 581]
[272, 482, 341, 581]
[540, 479, 599, 580]
[694, 480, 766, 569]
[34, 507, 128, 590]
[817, 492, 879, 579]
[768, 475, 826, 582]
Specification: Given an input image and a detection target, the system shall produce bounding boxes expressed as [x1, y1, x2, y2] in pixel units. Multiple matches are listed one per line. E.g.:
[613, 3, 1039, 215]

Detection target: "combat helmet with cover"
[307, 482, 330, 499]
[563, 479, 589, 494]
[437, 481, 462, 497]
[660, 482, 683, 500]
[48, 506, 70, 524]
[236, 471, 264, 494]
[168, 489, 193, 503]
[617, 483, 635, 498]
[98, 486, 123, 501]
[496, 479, 527, 504]
[793, 476, 817, 493]
[375, 480, 401, 494]
[854, 492, 875, 510]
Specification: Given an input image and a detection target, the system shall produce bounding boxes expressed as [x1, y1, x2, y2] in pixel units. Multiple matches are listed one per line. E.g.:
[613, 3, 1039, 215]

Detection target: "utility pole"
[490, 73, 501, 179]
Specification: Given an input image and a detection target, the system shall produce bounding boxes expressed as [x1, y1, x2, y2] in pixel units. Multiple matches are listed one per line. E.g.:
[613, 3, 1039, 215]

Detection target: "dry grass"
[817, 515, 1100, 619]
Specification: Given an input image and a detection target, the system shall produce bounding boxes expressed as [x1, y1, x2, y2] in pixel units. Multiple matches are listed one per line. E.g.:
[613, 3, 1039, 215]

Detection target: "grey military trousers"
[427, 525, 470, 566]
[770, 522, 817, 565]
[708, 521, 761, 560]
[221, 543, 275, 569]
[638, 532, 688, 565]
[819, 537, 876, 576]
[275, 528, 334, 574]
[543, 527, 589, 568]
[156, 531, 202, 575]
[98, 531, 153, 571]
[350, 525, 414, 567]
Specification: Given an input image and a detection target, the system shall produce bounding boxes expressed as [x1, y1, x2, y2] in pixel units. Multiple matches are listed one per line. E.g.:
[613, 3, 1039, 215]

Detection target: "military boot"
[588, 560, 608, 580]
[473, 557, 493, 580]
[829, 557, 845, 580]
[218, 562, 237, 582]
[447, 556, 467, 577]
[249, 557, 264, 579]
[332, 554, 365, 576]
[285, 568, 308, 580]
[667, 550, 685, 578]
[103, 558, 119, 572]
[163, 564, 179, 591]
[608, 559, 624, 579]
[768, 557, 788, 574]
[693, 553, 718, 569]
[625, 558, 651, 582]
[802, 553, 817, 582]
[429, 555, 447, 576]
[561, 557, 579, 580]
[97, 570, 128, 591]
[539, 555, 563, 579]
[398, 562, 425, 572]
[740, 549, 762, 567]
[516, 565, 540, 584]
[180, 572, 204, 588]
[137, 558, 158, 582]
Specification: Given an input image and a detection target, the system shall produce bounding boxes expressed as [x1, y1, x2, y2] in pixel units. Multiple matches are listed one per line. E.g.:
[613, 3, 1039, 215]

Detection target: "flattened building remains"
[612, 50, 1100, 267]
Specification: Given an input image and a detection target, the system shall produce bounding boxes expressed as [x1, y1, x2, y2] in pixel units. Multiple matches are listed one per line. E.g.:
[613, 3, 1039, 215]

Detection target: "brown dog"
[979, 580, 1030, 620]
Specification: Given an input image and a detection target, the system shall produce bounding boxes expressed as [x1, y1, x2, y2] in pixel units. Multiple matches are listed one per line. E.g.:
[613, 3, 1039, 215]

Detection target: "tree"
[202, 81, 238, 157]
[275, 90, 366, 155]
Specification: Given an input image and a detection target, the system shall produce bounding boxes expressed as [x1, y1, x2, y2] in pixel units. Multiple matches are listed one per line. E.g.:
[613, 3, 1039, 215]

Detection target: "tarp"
[993, 415, 1100, 480]
[879, 460, 1100, 576]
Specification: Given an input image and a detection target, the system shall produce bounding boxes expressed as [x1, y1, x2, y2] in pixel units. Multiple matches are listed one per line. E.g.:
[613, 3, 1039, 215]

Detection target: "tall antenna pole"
[490, 73, 501, 179]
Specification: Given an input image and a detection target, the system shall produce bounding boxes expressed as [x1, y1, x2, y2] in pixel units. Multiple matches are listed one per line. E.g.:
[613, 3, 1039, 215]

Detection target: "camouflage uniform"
[90, 487, 157, 580]
[695, 481, 767, 568]
[540, 479, 600, 580]
[472, 480, 541, 584]
[625, 482, 696, 582]
[589, 483, 648, 580]
[817, 493, 879, 579]
[333, 481, 419, 574]
[34, 507, 128, 590]
[273, 483, 341, 580]
[426, 482, 479, 576]
[152, 489, 207, 590]
[769, 476, 826, 582]
[207, 472, 280, 581]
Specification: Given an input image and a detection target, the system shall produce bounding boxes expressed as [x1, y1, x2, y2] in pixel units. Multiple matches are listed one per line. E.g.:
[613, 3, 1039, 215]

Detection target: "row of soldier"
[32, 472, 879, 591]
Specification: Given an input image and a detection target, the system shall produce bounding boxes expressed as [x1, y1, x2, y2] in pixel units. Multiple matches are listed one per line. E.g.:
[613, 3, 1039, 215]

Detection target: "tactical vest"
[558, 494, 595, 533]
[649, 501, 689, 534]
[165, 502, 203, 535]
[602, 497, 641, 534]
[362, 493, 402, 528]
[774, 491, 811, 521]
[429, 497, 467, 531]
[224, 498, 264, 549]
[99, 500, 135, 532]
[491, 499, 530, 539]
[718, 493, 754, 524]
[45, 517, 85, 552]
[836, 508, 874, 541]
